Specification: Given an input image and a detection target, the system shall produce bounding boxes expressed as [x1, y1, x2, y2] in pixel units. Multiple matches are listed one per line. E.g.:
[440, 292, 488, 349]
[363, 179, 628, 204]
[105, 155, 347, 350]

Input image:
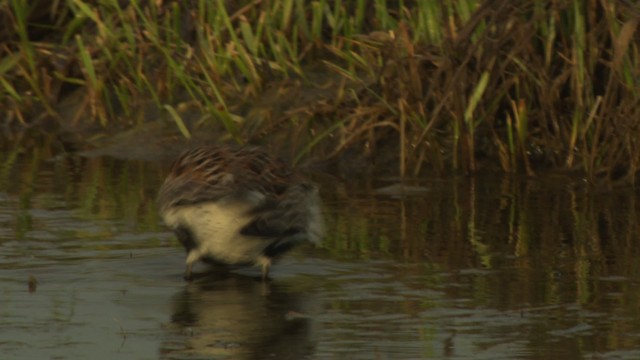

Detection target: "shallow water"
[2, 147, 640, 359]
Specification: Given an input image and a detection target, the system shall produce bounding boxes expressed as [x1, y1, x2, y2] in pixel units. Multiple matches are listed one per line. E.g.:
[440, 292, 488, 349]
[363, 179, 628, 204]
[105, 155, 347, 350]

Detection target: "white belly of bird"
[162, 200, 269, 265]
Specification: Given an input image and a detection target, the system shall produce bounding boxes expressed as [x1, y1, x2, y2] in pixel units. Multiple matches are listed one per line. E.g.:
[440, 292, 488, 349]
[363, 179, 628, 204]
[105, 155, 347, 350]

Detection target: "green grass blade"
[164, 104, 192, 139]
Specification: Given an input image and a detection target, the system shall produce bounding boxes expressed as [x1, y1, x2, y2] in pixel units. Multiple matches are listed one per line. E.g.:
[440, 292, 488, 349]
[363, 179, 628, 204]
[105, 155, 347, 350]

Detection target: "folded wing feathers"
[241, 184, 314, 238]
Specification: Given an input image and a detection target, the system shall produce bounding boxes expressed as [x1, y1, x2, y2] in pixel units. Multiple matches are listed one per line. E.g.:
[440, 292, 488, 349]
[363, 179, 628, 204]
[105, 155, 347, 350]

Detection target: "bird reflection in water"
[162, 271, 319, 359]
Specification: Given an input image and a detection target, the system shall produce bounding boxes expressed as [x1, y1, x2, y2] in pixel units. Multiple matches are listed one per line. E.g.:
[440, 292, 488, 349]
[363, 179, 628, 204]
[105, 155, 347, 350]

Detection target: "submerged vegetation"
[2, 0, 640, 182]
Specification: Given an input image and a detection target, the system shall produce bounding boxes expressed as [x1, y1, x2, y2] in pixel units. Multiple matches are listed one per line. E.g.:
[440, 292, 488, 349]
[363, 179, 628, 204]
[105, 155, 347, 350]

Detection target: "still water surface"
[2, 148, 640, 359]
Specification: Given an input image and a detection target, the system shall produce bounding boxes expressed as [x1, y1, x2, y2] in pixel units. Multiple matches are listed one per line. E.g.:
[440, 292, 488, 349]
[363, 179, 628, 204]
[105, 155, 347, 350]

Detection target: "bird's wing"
[240, 183, 318, 238]
[240, 183, 323, 258]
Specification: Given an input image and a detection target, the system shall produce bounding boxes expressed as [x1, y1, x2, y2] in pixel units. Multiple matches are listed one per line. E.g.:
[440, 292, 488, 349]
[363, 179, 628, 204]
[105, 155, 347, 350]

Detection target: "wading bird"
[158, 145, 324, 280]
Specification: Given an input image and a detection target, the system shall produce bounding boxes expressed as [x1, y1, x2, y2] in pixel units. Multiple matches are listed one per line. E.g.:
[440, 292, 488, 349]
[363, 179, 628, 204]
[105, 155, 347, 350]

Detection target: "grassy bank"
[2, 0, 640, 183]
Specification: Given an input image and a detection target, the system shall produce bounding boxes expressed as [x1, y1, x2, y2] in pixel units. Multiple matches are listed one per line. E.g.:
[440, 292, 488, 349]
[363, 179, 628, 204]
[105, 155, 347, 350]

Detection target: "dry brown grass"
[2, 1, 640, 183]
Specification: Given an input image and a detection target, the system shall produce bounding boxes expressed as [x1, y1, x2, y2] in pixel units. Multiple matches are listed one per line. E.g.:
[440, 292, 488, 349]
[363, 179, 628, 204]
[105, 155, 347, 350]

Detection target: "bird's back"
[158, 145, 295, 211]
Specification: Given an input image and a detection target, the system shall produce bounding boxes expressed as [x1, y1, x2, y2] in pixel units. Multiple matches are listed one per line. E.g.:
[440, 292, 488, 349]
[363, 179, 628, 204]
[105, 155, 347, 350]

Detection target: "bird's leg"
[184, 250, 200, 281]
[183, 263, 193, 281]
[258, 256, 271, 281]
[261, 262, 270, 281]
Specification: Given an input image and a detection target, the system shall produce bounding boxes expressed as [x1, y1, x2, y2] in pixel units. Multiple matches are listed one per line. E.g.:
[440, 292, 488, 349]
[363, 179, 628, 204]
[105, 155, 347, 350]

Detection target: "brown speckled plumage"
[158, 144, 324, 280]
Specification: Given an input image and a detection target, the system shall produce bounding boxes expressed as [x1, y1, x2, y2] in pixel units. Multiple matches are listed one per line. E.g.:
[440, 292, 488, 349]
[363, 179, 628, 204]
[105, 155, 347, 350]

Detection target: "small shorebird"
[157, 144, 324, 280]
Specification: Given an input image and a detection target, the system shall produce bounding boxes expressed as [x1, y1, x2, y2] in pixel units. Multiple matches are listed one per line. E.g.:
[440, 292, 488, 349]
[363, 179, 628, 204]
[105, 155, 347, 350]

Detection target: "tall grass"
[2, 0, 640, 183]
